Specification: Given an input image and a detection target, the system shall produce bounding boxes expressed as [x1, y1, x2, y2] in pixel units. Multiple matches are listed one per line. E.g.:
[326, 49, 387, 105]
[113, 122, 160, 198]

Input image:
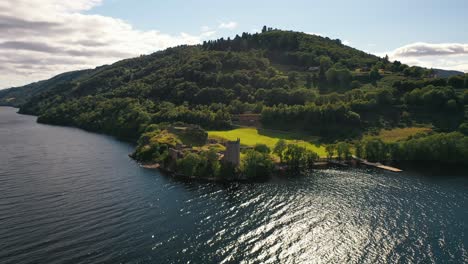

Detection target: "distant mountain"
[433, 68, 464, 78]
[0, 69, 92, 107]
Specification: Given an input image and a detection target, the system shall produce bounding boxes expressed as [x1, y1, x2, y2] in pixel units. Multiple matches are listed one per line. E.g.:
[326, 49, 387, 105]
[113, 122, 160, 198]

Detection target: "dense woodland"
[1, 28, 467, 170]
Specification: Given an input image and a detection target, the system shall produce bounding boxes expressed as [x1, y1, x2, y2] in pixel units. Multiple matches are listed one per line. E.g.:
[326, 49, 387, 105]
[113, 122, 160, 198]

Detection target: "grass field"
[208, 127, 327, 157]
[365, 126, 432, 143]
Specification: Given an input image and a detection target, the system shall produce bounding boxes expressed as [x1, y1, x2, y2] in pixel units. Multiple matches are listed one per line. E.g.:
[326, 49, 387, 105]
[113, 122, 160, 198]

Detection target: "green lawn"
[208, 127, 327, 157]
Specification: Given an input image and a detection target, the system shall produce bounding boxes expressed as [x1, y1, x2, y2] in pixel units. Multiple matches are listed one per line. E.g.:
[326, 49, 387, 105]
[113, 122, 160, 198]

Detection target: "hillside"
[0, 69, 92, 107]
[433, 68, 465, 78]
[1, 28, 467, 165]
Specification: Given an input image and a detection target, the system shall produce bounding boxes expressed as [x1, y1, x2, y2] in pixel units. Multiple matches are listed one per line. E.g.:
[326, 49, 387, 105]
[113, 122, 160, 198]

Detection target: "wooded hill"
[1, 28, 467, 163]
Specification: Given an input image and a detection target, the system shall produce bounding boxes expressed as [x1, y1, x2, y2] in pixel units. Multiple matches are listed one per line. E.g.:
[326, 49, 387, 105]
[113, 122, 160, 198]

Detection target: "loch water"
[0, 106, 467, 263]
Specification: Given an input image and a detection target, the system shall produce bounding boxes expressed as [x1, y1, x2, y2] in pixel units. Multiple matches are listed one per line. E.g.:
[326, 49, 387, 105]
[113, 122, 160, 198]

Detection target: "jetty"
[353, 156, 402, 172]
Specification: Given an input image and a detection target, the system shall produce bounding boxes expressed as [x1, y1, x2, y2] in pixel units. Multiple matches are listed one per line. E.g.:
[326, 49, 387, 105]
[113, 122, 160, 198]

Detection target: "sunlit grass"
[208, 127, 327, 157]
[366, 126, 432, 143]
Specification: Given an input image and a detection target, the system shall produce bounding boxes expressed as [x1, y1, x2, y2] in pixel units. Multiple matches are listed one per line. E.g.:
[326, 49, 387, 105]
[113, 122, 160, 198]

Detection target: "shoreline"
[5, 108, 466, 181]
[138, 158, 407, 183]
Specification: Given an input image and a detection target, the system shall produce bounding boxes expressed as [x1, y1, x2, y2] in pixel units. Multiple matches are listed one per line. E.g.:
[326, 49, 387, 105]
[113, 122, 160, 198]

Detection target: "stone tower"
[224, 138, 240, 166]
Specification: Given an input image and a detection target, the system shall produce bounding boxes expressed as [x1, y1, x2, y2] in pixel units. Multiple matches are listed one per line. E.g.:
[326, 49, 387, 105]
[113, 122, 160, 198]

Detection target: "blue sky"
[1, 0, 467, 88]
[88, 0, 468, 54]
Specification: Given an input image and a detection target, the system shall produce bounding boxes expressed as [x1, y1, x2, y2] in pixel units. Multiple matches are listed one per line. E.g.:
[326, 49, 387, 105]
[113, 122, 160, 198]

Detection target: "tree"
[448, 75, 464, 88]
[376, 89, 393, 105]
[350, 80, 361, 89]
[194, 155, 209, 177]
[242, 150, 273, 179]
[312, 73, 319, 88]
[202, 148, 221, 177]
[383, 54, 389, 64]
[325, 144, 335, 160]
[283, 144, 307, 172]
[364, 139, 387, 161]
[320, 56, 333, 70]
[463, 90, 468, 104]
[326, 66, 351, 90]
[355, 142, 363, 158]
[214, 109, 232, 129]
[459, 123, 468, 135]
[273, 139, 287, 162]
[403, 66, 423, 78]
[305, 73, 313, 88]
[392, 60, 402, 72]
[446, 99, 458, 111]
[254, 143, 271, 153]
[289, 88, 316, 105]
[369, 67, 381, 83]
[387, 142, 401, 161]
[336, 142, 351, 160]
[219, 162, 237, 179]
[318, 65, 328, 93]
[262, 25, 267, 33]
[397, 132, 468, 163]
[326, 68, 338, 88]
[303, 150, 319, 169]
[177, 153, 201, 176]
[288, 72, 298, 85]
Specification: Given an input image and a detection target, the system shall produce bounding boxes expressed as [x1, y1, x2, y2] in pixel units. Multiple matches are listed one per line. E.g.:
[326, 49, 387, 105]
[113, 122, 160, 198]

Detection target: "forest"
[1, 28, 467, 177]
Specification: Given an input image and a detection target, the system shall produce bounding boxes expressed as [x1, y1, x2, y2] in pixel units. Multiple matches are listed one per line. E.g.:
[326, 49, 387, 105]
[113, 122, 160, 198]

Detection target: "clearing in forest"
[208, 127, 327, 157]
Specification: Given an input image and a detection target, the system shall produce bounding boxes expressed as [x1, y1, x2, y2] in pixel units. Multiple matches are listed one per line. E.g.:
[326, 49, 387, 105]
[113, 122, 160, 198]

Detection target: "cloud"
[306, 32, 322, 36]
[342, 40, 351, 46]
[385, 42, 468, 73]
[200, 25, 211, 32]
[0, 0, 216, 88]
[200, 31, 217, 38]
[392, 42, 468, 57]
[218, 21, 238, 30]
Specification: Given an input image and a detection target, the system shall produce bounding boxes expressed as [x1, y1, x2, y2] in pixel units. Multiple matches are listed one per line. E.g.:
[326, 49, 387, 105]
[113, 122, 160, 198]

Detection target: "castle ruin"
[223, 138, 240, 166]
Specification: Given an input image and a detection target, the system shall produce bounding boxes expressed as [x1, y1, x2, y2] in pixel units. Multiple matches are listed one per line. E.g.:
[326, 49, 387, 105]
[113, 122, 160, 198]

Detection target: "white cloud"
[201, 25, 211, 32]
[218, 21, 238, 30]
[342, 40, 351, 46]
[0, 0, 216, 88]
[384, 42, 468, 73]
[200, 31, 217, 38]
[391, 42, 468, 57]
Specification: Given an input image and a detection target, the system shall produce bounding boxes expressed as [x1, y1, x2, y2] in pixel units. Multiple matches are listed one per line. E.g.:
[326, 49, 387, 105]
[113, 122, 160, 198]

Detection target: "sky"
[1, 0, 467, 89]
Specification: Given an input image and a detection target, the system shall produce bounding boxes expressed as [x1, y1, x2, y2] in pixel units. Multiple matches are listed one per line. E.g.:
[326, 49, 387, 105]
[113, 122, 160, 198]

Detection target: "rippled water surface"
[0, 106, 467, 263]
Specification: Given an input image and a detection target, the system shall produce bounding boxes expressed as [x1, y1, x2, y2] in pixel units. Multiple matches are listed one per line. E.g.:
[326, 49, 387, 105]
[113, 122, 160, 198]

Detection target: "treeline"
[203, 29, 379, 69]
[33, 80, 467, 141]
[37, 97, 152, 140]
[354, 132, 468, 164]
[37, 97, 232, 140]
[261, 103, 361, 137]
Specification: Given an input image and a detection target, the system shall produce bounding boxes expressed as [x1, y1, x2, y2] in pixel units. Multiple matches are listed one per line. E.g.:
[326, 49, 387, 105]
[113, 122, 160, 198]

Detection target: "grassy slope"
[208, 127, 327, 157]
[365, 127, 432, 143]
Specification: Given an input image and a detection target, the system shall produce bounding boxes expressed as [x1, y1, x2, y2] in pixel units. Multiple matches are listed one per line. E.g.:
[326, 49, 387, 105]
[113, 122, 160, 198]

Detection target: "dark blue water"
[0, 106, 467, 263]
